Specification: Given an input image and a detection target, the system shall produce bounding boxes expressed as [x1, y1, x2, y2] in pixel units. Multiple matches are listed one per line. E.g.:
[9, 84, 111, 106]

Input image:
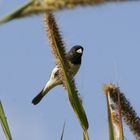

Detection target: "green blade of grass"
[44, 13, 89, 134]
[0, 101, 12, 140]
[60, 122, 66, 140]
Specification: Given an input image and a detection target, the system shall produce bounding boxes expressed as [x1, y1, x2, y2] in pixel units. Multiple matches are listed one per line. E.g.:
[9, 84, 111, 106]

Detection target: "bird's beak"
[76, 48, 83, 54]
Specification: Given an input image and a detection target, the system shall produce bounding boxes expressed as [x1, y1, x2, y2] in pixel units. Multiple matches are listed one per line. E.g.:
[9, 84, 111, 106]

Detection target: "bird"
[32, 45, 84, 105]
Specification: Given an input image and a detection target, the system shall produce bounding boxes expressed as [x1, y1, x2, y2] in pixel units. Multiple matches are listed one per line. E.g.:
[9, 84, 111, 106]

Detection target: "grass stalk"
[104, 83, 140, 140]
[0, 101, 12, 140]
[104, 84, 124, 140]
[60, 122, 66, 140]
[106, 94, 115, 140]
[44, 13, 89, 138]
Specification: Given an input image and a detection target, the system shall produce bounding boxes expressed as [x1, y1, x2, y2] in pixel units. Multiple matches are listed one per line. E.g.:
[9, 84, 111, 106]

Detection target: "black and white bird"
[32, 45, 84, 105]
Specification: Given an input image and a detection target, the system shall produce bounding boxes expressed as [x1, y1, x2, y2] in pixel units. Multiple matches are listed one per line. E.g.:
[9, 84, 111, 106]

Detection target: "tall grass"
[104, 83, 140, 140]
[0, 1, 140, 140]
[60, 122, 66, 140]
[0, 101, 12, 140]
[104, 84, 124, 140]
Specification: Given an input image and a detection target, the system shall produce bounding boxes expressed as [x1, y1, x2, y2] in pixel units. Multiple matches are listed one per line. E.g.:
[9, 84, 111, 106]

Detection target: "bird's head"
[67, 45, 84, 65]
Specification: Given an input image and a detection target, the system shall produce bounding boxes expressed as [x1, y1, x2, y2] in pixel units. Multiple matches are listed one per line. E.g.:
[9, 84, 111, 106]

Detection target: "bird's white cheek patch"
[76, 48, 82, 54]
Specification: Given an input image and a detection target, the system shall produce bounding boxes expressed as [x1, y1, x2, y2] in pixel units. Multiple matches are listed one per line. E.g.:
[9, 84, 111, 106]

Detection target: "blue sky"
[0, 1, 140, 140]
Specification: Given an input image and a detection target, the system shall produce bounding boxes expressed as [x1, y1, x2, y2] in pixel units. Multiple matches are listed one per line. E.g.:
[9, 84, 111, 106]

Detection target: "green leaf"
[0, 101, 12, 140]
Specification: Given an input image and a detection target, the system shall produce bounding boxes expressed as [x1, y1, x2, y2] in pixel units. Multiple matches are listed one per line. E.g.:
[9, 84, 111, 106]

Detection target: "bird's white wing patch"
[50, 66, 59, 78]
[76, 48, 83, 53]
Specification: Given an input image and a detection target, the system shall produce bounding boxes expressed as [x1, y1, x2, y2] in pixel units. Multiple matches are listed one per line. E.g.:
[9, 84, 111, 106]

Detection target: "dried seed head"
[44, 13, 70, 87]
[103, 83, 140, 139]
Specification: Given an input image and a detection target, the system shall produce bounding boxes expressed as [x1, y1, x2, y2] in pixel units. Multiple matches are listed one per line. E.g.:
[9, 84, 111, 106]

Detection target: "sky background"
[0, 1, 140, 140]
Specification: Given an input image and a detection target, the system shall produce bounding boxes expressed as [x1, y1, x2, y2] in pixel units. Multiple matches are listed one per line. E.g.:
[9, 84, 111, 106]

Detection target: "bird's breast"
[69, 62, 80, 77]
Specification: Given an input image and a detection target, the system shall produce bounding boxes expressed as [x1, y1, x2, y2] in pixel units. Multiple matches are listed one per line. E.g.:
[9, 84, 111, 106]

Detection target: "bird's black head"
[67, 45, 84, 65]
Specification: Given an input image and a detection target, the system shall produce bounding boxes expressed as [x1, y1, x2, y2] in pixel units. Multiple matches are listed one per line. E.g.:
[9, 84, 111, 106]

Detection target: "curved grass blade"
[60, 122, 66, 140]
[44, 13, 89, 135]
[0, 101, 12, 140]
[0, 0, 139, 24]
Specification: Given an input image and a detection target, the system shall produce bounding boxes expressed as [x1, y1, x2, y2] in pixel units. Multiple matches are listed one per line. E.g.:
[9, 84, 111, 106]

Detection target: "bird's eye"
[76, 48, 83, 54]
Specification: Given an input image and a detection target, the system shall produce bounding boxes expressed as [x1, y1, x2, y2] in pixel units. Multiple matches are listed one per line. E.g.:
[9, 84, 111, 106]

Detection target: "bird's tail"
[32, 90, 45, 105]
[32, 84, 53, 105]
[32, 73, 61, 105]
